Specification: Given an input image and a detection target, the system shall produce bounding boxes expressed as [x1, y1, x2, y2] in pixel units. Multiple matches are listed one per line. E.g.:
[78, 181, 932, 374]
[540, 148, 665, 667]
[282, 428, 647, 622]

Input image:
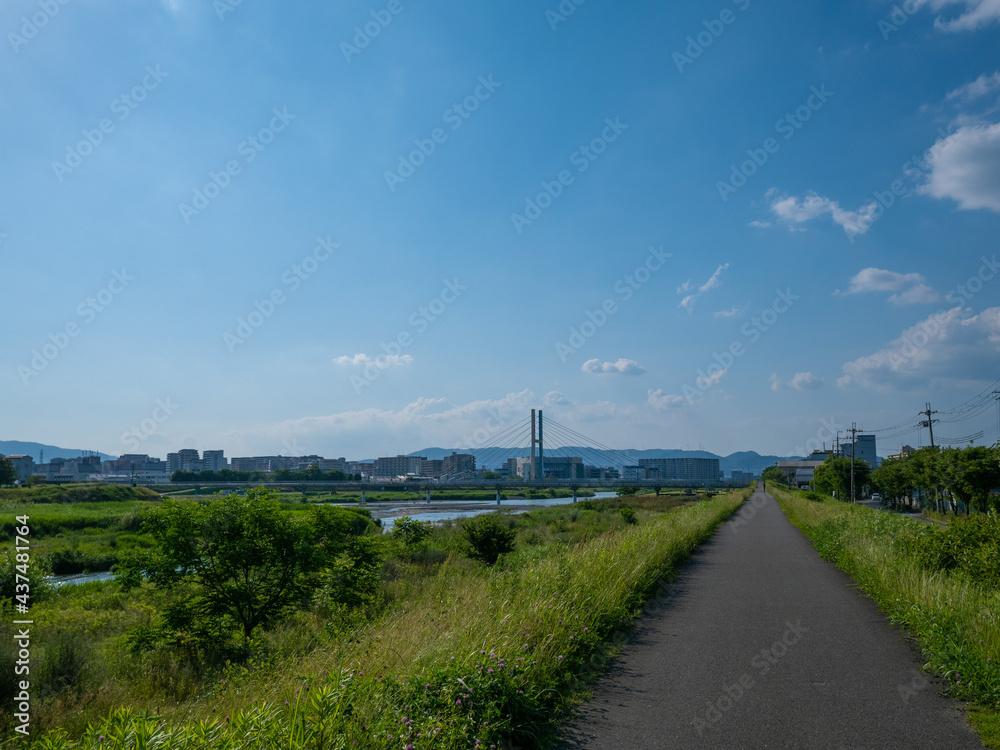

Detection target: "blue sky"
[3, 0, 1000, 461]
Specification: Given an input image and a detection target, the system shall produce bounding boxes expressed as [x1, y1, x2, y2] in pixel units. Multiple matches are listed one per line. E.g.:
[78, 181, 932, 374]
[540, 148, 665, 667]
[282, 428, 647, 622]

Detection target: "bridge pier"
[361, 487, 366, 504]
[495, 484, 502, 505]
[426, 489, 431, 504]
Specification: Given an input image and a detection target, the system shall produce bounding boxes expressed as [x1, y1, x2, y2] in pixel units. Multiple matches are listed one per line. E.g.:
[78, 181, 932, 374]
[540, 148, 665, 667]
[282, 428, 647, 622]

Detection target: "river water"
[47, 491, 620, 586]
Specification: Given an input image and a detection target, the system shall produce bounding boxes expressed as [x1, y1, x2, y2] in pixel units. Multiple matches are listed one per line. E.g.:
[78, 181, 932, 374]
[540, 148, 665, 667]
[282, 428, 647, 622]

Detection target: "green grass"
[5, 489, 748, 748]
[771, 485, 1000, 748]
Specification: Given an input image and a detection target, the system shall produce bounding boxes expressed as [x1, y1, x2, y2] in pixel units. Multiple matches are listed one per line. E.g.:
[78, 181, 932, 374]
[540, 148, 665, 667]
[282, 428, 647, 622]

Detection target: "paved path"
[558, 488, 983, 749]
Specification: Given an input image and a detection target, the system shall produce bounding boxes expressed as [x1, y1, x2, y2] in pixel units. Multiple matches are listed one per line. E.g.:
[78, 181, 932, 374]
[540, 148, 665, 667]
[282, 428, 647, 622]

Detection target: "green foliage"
[0, 547, 52, 607]
[615, 486, 639, 497]
[619, 506, 638, 524]
[813, 456, 871, 499]
[119, 488, 376, 643]
[0, 456, 17, 486]
[461, 512, 517, 565]
[761, 465, 786, 483]
[0, 483, 160, 505]
[391, 516, 433, 546]
[903, 513, 1000, 590]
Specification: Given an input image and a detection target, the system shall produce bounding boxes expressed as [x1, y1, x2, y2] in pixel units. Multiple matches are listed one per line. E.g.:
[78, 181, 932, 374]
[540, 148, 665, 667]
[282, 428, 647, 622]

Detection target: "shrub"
[461, 513, 517, 565]
[619, 507, 638, 525]
[392, 516, 433, 547]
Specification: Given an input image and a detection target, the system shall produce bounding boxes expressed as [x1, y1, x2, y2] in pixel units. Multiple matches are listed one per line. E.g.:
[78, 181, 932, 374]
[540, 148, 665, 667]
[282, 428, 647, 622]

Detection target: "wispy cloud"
[647, 389, 686, 410]
[927, 0, 1000, 32]
[678, 263, 730, 312]
[946, 71, 1000, 102]
[582, 358, 646, 376]
[714, 303, 750, 319]
[769, 191, 878, 240]
[333, 353, 414, 368]
[836, 268, 941, 305]
[749, 220, 772, 228]
[770, 372, 824, 391]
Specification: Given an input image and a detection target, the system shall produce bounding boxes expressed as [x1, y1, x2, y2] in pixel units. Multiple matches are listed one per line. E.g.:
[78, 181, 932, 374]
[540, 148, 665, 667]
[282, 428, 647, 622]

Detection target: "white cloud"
[678, 263, 730, 312]
[714, 304, 750, 319]
[921, 122, 1000, 212]
[946, 71, 1000, 102]
[544, 391, 571, 406]
[770, 192, 878, 239]
[749, 220, 772, 228]
[838, 306, 1000, 389]
[647, 389, 686, 410]
[695, 368, 727, 389]
[837, 268, 941, 305]
[582, 358, 646, 376]
[333, 353, 414, 368]
[770, 372, 824, 391]
[927, 0, 1000, 32]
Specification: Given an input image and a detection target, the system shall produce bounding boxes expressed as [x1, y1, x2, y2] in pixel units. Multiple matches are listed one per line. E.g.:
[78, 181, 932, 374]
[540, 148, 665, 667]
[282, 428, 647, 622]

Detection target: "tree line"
[763, 444, 1000, 515]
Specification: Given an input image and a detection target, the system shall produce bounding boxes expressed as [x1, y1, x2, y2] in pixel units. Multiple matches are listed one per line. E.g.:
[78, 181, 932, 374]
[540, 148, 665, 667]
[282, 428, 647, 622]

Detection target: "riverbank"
[4, 490, 748, 747]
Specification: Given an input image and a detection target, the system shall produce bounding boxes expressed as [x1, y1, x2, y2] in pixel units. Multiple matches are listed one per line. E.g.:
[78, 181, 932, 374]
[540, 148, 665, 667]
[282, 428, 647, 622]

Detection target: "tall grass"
[14, 490, 747, 749]
[771, 486, 1000, 736]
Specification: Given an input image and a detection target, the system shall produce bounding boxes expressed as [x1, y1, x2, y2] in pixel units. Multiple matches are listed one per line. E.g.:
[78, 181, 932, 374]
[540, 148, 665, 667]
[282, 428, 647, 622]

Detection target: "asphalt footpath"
[557, 488, 984, 750]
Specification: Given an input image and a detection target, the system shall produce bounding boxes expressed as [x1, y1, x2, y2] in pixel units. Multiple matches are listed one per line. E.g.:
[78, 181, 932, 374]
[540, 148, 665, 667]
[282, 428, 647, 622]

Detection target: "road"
[558, 487, 984, 749]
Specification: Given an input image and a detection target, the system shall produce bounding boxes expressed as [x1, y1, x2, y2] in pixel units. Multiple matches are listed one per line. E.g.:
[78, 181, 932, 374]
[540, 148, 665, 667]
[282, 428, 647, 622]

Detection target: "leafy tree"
[903, 447, 944, 512]
[392, 516, 433, 547]
[871, 458, 912, 509]
[761, 465, 787, 484]
[813, 457, 870, 501]
[616, 486, 640, 497]
[0, 456, 17, 486]
[461, 513, 516, 565]
[938, 446, 1000, 515]
[120, 488, 375, 643]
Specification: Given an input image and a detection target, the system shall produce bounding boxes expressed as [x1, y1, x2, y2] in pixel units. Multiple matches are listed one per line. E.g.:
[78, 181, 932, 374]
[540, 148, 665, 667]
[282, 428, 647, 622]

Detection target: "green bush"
[619, 507, 638, 525]
[905, 513, 1000, 590]
[391, 516, 433, 547]
[461, 513, 517, 565]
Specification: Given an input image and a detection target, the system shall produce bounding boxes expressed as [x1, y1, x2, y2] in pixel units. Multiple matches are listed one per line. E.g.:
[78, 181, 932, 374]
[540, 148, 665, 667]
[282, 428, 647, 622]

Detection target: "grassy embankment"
[0, 485, 162, 575]
[4, 488, 748, 748]
[770, 485, 1000, 749]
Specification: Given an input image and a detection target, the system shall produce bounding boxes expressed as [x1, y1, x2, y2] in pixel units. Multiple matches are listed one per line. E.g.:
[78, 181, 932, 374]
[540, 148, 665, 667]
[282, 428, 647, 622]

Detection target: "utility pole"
[920, 402, 938, 448]
[993, 392, 1000, 442]
[850, 422, 857, 503]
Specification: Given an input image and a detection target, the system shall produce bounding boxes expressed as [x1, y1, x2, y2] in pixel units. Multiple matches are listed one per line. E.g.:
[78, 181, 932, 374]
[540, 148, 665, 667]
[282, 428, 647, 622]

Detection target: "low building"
[5, 455, 35, 483]
[638, 458, 722, 482]
[442, 452, 476, 478]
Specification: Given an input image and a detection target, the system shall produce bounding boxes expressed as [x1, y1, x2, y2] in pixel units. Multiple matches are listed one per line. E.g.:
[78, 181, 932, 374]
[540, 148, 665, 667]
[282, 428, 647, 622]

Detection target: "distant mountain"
[408, 447, 797, 476]
[0, 441, 115, 462]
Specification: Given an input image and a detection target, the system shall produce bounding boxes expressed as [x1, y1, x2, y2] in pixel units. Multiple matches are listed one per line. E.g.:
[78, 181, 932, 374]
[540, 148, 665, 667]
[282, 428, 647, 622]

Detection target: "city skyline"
[3, 1, 1000, 460]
